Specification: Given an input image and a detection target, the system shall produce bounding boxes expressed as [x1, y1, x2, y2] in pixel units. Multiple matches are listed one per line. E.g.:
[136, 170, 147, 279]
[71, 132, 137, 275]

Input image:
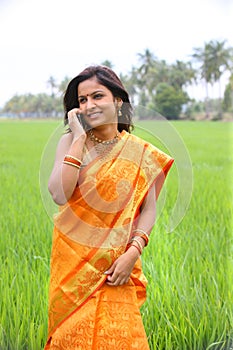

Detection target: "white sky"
[0, 0, 232, 107]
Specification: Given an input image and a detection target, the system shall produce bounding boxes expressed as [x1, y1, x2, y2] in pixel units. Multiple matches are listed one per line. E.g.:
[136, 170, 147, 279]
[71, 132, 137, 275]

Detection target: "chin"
[84, 119, 101, 131]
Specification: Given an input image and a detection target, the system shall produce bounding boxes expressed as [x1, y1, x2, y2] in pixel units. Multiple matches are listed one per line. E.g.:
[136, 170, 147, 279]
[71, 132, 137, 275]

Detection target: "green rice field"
[0, 120, 232, 349]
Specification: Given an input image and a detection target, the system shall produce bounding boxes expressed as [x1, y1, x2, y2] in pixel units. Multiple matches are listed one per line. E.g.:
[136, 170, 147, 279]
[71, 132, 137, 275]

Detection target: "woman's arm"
[48, 108, 86, 205]
[105, 186, 156, 286]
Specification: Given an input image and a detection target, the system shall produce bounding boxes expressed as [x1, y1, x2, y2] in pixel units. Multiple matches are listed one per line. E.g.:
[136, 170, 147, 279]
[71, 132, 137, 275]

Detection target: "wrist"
[126, 245, 141, 259]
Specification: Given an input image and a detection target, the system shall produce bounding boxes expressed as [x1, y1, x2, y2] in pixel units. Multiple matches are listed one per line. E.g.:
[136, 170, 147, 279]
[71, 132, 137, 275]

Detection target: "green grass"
[0, 119, 232, 349]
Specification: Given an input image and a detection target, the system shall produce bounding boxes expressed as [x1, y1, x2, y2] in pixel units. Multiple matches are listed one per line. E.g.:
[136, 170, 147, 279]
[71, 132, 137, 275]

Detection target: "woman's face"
[77, 77, 120, 129]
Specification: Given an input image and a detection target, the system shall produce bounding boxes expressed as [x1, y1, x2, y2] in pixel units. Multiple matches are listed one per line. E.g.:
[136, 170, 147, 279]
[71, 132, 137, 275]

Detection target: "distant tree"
[223, 74, 233, 112]
[206, 40, 233, 117]
[169, 60, 196, 90]
[101, 60, 114, 68]
[154, 83, 188, 119]
[47, 76, 57, 97]
[120, 68, 138, 105]
[192, 40, 233, 118]
[137, 48, 157, 76]
[58, 76, 71, 95]
[192, 43, 212, 118]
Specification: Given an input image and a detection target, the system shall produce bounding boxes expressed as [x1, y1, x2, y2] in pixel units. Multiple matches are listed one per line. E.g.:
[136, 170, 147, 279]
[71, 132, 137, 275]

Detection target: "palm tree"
[47, 76, 57, 97]
[192, 40, 233, 118]
[58, 76, 71, 95]
[192, 44, 212, 118]
[137, 48, 157, 76]
[170, 60, 196, 90]
[136, 49, 158, 107]
[206, 40, 233, 117]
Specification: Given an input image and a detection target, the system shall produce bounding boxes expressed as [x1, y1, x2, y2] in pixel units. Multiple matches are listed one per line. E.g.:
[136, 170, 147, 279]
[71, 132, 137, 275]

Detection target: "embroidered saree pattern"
[45, 131, 174, 349]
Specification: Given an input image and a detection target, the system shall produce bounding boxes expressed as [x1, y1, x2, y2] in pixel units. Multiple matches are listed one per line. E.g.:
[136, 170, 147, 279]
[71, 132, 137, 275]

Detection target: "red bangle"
[132, 229, 149, 246]
[130, 242, 142, 255]
[63, 155, 82, 168]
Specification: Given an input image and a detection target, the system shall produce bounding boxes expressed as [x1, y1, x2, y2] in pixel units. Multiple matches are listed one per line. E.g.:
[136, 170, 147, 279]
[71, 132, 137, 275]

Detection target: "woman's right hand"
[67, 108, 87, 142]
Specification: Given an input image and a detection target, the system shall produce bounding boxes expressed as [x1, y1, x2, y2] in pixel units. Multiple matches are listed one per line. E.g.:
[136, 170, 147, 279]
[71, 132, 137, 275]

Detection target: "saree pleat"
[44, 131, 174, 349]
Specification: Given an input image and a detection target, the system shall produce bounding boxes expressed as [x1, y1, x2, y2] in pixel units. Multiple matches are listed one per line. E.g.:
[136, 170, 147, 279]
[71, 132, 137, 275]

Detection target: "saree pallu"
[45, 130, 174, 349]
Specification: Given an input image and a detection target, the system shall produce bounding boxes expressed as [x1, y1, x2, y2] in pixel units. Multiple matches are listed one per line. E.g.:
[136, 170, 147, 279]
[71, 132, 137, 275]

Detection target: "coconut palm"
[47, 76, 57, 97]
[192, 40, 233, 118]
[192, 44, 212, 118]
[206, 40, 233, 116]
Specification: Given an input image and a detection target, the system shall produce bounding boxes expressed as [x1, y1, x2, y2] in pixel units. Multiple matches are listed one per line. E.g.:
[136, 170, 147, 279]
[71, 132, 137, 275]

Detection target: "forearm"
[105, 189, 156, 286]
[134, 205, 156, 237]
[48, 136, 86, 205]
[130, 187, 156, 252]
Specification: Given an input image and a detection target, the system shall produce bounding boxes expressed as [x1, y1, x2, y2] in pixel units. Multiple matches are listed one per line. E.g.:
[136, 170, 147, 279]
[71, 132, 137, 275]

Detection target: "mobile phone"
[77, 113, 84, 127]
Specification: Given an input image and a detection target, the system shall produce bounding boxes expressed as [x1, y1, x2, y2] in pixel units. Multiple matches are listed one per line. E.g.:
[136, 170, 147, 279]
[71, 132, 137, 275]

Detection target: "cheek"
[102, 102, 117, 115]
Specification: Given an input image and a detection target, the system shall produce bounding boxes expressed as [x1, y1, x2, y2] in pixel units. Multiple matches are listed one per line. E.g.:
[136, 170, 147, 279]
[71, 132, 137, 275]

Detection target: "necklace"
[89, 129, 119, 159]
[89, 129, 119, 144]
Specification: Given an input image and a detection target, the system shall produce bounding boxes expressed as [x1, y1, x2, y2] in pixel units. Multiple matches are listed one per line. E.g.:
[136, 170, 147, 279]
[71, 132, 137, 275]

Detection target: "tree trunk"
[218, 79, 222, 119]
[204, 80, 210, 119]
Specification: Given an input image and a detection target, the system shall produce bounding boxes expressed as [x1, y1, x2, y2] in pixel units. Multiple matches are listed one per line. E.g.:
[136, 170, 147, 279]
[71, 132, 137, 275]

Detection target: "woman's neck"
[91, 123, 118, 141]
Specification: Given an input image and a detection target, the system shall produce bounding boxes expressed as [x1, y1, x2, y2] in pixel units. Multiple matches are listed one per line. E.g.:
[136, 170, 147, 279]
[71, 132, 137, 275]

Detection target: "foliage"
[1, 40, 233, 119]
[154, 83, 189, 119]
[3, 93, 63, 118]
[191, 40, 233, 117]
[223, 74, 233, 112]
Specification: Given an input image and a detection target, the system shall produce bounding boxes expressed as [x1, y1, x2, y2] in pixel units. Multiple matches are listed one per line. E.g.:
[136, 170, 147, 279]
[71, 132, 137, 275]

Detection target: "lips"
[87, 111, 102, 118]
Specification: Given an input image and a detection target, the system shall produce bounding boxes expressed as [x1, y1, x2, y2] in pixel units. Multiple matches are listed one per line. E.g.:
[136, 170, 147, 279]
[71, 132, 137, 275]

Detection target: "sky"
[0, 0, 232, 107]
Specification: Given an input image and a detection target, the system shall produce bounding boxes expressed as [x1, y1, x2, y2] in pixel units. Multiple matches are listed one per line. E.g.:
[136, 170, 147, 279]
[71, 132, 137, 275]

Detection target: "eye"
[93, 93, 103, 99]
[78, 97, 87, 104]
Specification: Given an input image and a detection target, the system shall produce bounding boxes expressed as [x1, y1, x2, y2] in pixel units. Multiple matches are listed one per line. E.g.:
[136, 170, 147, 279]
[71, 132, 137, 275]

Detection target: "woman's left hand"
[104, 247, 140, 286]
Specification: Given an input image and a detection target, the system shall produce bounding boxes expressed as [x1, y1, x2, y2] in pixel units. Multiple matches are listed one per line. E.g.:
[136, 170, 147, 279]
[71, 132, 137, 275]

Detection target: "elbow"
[48, 183, 67, 206]
[52, 194, 67, 206]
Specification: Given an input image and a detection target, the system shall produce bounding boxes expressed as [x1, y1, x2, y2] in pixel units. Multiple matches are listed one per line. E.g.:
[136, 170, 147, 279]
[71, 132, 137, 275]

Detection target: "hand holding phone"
[67, 108, 86, 140]
[76, 113, 84, 128]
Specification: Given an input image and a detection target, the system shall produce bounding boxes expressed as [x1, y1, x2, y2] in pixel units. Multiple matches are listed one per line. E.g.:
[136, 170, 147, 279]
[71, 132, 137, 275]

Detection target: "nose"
[86, 96, 96, 110]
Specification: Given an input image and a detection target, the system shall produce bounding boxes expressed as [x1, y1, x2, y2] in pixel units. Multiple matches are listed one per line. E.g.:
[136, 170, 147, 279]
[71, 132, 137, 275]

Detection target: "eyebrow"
[78, 89, 105, 98]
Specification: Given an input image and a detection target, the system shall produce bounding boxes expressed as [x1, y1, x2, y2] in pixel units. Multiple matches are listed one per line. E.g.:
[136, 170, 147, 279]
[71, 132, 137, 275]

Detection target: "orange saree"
[44, 130, 174, 350]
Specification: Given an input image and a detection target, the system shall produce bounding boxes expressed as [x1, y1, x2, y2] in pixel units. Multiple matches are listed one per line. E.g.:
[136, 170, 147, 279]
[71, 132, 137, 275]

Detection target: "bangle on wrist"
[63, 155, 82, 169]
[132, 229, 149, 246]
[129, 243, 142, 255]
[131, 237, 144, 252]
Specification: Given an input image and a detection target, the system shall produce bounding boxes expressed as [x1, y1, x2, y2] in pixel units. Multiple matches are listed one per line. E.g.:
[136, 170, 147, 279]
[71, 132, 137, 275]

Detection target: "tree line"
[2, 39, 233, 120]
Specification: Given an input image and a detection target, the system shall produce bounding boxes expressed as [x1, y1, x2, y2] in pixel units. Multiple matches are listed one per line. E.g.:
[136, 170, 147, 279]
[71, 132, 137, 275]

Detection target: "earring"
[118, 108, 122, 117]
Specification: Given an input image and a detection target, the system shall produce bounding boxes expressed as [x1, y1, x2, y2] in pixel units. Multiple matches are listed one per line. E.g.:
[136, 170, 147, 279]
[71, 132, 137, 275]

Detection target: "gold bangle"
[63, 160, 81, 169]
[131, 237, 144, 253]
[132, 233, 149, 246]
[132, 228, 149, 239]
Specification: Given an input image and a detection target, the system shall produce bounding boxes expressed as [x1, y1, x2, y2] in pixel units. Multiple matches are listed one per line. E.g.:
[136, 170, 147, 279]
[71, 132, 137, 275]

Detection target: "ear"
[114, 97, 123, 108]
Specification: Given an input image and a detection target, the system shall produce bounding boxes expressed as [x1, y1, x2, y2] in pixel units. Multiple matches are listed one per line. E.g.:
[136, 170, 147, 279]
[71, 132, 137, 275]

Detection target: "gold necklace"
[89, 129, 119, 159]
[89, 129, 119, 144]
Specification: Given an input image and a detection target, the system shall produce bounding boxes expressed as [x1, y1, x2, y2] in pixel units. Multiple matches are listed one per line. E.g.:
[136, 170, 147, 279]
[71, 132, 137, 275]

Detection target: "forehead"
[77, 77, 110, 96]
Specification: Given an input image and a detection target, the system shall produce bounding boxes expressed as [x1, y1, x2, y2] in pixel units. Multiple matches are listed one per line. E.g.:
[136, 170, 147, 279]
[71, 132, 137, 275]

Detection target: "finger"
[104, 262, 116, 275]
[68, 108, 80, 114]
[106, 272, 125, 285]
[106, 273, 116, 283]
[68, 108, 81, 119]
[106, 277, 127, 286]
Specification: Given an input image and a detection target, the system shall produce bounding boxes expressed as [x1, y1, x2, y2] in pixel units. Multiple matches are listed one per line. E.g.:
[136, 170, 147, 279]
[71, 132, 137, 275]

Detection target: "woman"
[44, 65, 174, 349]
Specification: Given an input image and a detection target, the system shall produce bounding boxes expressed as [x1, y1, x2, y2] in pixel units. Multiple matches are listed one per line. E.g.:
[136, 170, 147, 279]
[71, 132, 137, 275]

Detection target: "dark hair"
[63, 65, 134, 132]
